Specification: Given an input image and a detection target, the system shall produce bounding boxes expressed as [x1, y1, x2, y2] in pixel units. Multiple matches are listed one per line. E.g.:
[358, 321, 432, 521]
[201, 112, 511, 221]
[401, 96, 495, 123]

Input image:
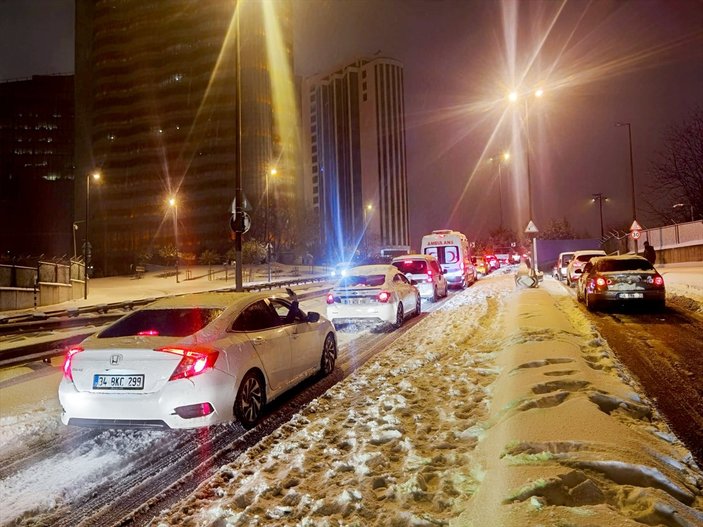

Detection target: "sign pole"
[233, 7, 243, 292]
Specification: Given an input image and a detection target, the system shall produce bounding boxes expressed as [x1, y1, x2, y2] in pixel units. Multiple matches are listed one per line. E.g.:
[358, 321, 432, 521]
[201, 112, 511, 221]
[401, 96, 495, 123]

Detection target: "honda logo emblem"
[110, 354, 123, 366]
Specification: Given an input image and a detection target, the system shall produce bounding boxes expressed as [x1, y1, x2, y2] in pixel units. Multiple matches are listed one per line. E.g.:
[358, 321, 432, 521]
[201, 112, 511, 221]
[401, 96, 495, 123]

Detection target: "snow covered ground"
[1, 263, 702, 526]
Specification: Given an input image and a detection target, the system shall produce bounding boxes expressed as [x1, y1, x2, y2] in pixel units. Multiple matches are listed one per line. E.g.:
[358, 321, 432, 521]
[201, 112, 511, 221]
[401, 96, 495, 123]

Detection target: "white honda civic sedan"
[326, 264, 421, 329]
[59, 291, 337, 430]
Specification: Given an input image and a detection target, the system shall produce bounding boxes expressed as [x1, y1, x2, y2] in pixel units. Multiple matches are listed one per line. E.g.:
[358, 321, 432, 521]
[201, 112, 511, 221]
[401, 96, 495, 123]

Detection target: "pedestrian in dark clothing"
[643, 241, 656, 265]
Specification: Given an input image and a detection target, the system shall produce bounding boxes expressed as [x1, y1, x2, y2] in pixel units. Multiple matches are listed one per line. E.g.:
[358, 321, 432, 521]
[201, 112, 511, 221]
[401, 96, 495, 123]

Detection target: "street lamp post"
[510, 88, 543, 276]
[363, 203, 373, 255]
[169, 196, 179, 283]
[592, 193, 607, 240]
[673, 203, 694, 222]
[266, 168, 277, 283]
[490, 151, 510, 229]
[84, 171, 100, 299]
[615, 122, 637, 253]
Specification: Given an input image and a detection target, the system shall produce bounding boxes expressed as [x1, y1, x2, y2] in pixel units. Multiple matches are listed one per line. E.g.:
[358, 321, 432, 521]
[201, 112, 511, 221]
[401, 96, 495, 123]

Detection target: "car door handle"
[252, 336, 265, 345]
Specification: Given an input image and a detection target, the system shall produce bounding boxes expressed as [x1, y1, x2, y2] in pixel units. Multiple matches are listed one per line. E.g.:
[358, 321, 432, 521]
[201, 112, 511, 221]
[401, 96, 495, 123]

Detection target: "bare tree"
[645, 108, 703, 223]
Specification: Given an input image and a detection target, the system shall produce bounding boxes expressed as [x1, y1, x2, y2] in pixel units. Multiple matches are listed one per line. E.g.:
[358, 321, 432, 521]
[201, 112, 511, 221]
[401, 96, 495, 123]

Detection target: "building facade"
[75, 0, 297, 275]
[303, 57, 410, 263]
[0, 75, 75, 260]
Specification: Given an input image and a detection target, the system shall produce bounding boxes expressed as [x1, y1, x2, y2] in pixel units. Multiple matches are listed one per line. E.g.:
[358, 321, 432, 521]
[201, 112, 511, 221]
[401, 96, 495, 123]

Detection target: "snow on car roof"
[346, 264, 396, 275]
[141, 291, 288, 310]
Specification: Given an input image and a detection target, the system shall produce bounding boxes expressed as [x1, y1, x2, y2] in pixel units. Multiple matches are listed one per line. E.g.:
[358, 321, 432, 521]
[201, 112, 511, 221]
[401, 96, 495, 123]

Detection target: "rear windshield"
[597, 259, 654, 272]
[393, 260, 428, 274]
[98, 308, 224, 338]
[424, 246, 459, 264]
[576, 253, 602, 262]
[339, 274, 386, 287]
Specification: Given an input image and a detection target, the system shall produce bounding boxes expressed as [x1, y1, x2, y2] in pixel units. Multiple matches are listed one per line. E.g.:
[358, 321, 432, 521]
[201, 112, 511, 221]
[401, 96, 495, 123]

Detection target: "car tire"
[432, 286, 439, 302]
[415, 294, 421, 316]
[320, 332, 337, 376]
[585, 292, 598, 312]
[393, 303, 404, 329]
[234, 370, 265, 429]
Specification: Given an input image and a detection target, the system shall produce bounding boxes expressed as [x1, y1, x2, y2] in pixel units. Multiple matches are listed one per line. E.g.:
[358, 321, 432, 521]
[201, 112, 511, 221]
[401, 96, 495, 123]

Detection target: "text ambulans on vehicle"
[420, 230, 475, 288]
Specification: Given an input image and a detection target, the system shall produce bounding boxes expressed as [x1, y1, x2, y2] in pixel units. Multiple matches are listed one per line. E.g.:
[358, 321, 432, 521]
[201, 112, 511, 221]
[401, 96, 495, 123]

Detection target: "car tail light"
[63, 346, 83, 381]
[653, 274, 664, 287]
[138, 329, 160, 336]
[326, 292, 335, 304]
[595, 277, 608, 288]
[157, 347, 219, 381]
[377, 291, 391, 303]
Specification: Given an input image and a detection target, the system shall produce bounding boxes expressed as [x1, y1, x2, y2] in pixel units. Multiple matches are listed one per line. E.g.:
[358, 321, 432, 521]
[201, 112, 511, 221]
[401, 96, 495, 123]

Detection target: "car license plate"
[93, 374, 144, 390]
[619, 292, 643, 299]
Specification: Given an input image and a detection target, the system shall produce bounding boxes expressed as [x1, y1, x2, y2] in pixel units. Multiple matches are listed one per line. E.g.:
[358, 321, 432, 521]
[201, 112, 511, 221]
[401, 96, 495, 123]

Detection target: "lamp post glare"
[363, 203, 373, 255]
[615, 122, 637, 253]
[266, 168, 277, 282]
[84, 171, 101, 299]
[168, 196, 178, 283]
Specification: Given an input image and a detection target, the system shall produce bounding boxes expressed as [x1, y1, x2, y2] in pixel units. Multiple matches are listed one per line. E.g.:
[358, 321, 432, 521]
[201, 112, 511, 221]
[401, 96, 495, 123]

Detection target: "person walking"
[643, 241, 656, 265]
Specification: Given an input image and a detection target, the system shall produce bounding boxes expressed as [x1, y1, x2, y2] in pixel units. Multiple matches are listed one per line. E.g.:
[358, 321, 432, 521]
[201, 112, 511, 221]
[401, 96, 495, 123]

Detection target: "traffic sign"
[229, 212, 251, 234]
[629, 220, 642, 231]
[631, 230, 641, 240]
[524, 220, 539, 234]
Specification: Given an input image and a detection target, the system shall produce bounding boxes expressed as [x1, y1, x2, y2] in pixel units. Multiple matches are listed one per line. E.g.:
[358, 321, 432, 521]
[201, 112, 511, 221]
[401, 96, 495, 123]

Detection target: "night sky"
[2, 0, 702, 246]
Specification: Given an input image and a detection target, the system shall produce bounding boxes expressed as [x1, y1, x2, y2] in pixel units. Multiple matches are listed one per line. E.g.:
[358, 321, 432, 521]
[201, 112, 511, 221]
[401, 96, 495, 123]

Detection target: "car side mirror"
[307, 311, 320, 323]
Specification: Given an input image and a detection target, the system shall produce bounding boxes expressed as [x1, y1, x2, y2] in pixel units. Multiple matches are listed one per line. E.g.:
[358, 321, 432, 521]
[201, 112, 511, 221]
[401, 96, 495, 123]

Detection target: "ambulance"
[420, 230, 477, 289]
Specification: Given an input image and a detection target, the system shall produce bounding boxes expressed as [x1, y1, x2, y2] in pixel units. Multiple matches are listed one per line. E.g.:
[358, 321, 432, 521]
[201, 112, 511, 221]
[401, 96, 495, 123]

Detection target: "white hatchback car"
[326, 264, 421, 329]
[391, 254, 448, 302]
[566, 249, 607, 286]
[59, 291, 337, 430]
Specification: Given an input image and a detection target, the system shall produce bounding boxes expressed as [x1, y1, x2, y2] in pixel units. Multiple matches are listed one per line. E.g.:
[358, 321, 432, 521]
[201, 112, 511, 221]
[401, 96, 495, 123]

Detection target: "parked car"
[495, 246, 518, 265]
[392, 253, 448, 302]
[566, 249, 606, 286]
[59, 290, 337, 430]
[326, 264, 421, 329]
[485, 254, 500, 271]
[575, 255, 665, 311]
[553, 251, 575, 281]
[472, 256, 489, 276]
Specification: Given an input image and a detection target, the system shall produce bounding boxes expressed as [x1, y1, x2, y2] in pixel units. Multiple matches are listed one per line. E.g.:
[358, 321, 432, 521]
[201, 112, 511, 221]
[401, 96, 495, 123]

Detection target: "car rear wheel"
[432, 286, 439, 302]
[234, 370, 265, 429]
[585, 292, 598, 312]
[320, 333, 337, 376]
[415, 294, 421, 316]
[393, 303, 404, 329]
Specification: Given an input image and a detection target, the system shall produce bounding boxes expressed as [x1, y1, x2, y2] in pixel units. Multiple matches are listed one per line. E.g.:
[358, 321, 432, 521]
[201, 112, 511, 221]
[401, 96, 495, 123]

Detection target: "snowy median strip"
[150, 275, 703, 527]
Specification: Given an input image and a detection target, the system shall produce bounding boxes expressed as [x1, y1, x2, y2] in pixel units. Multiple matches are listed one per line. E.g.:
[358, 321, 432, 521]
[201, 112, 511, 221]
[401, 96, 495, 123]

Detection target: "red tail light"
[595, 277, 608, 288]
[377, 291, 391, 303]
[326, 292, 335, 304]
[653, 275, 664, 287]
[63, 346, 83, 381]
[157, 347, 219, 381]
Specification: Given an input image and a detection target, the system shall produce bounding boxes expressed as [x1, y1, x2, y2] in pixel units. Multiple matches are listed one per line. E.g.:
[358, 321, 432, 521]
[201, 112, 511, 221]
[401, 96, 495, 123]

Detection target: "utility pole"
[592, 193, 607, 240]
[233, 6, 243, 292]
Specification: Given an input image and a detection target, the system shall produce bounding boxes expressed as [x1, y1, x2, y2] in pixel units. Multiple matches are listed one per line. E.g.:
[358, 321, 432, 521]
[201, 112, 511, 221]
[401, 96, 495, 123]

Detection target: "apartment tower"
[75, 0, 296, 274]
[303, 57, 410, 262]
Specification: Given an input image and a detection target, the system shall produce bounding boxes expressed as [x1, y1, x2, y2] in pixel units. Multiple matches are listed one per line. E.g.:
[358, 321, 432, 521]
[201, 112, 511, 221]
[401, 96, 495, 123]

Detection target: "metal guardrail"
[0, 275, 333, 327]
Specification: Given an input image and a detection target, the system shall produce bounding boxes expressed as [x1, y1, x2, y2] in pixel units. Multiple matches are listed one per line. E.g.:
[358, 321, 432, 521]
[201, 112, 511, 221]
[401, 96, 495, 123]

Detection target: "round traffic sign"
[631, 230, 641, 239]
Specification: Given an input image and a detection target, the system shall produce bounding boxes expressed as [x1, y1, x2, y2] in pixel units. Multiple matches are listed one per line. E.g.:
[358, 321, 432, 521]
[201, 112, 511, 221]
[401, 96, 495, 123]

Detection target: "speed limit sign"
[631, 230, 641, 240]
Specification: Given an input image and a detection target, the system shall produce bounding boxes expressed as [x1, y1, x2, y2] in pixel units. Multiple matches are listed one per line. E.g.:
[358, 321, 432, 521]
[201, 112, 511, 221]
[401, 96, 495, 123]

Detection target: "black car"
[576, 255, 665, 311]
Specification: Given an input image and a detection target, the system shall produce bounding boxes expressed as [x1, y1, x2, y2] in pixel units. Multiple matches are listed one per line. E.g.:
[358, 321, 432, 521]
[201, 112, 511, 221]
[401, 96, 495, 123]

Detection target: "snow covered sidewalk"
[152, 276, 703, 527]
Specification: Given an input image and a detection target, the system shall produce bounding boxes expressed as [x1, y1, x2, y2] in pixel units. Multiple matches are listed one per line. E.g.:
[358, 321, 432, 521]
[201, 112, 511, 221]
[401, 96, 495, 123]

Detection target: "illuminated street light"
[266, 168, 277, 282]
[615, 122, 637, 253]
[168, 196, 179, 283]
[84, 170, 101, 299]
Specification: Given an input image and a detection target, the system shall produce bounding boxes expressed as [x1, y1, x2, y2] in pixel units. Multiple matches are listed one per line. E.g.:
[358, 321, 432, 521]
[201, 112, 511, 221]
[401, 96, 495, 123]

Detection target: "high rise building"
[303, 57, 410, 263]
[75, 0, 297, 275]
[0, 75, 75, 259]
